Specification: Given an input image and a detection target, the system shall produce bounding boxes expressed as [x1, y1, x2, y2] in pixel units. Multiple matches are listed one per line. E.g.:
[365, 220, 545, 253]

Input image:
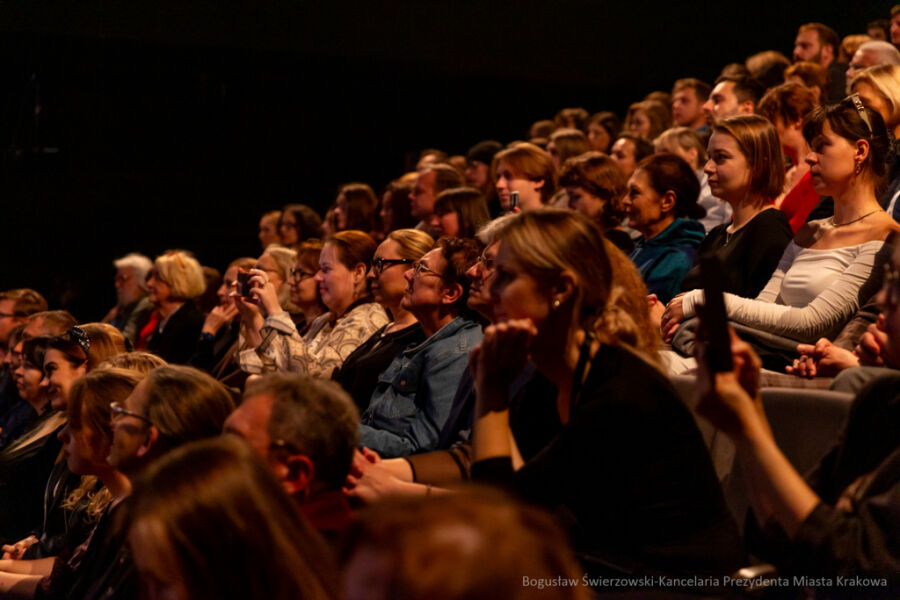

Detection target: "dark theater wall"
[0, 1, 892, 318]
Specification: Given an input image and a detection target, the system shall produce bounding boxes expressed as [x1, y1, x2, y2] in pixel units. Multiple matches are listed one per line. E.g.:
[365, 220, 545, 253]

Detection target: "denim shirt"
[359, 317, 483, 458]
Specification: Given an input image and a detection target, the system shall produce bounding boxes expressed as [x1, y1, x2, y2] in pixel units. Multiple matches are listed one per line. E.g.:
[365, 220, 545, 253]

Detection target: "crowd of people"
[2, 11, 900, 600]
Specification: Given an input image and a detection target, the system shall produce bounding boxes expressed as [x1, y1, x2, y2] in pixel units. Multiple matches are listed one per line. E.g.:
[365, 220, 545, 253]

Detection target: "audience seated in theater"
[340, 490, 591, 600]
[257, 209, 282, 249]
[671, 78, 711, 133]
[238, 230, 388, 377]
[793, 22, 847, 104]
[334, 182, 379, 237]
[429, 188, 490, 239]
[225, 373, 359, 543]
[784, 61, 830, 105]
[359, 237, 482, 458]
[623, 99, 671, 142]
[694, 240, 900, 590]
[334, 229, 432, 412]
[624, 153, 706, 304]
[608, 133, 654, 180]
[663, 98, 899, 369]
[278, 203, 323, 251]
[468, 209, 741, 585]
[189, 256, 255, 380]
[492, 142, 557, 213]
[4, 335, 51, 451]
[546, 128, 590, 174]
[0, 324, 124, 547]
[558, 152, 633, 253]
[654, 126, 733, 231]
[345, 217, 662, 501]
[128, 436, 337, 600]
[135, 250, 206, 365]
[758, 82, 820, 233]
[409, 163, 465, 235]
[101, 254, 153, 346]
[586, 111, 620, 153]
[702, 74, 762, 125]
[666, 117, 792, 317]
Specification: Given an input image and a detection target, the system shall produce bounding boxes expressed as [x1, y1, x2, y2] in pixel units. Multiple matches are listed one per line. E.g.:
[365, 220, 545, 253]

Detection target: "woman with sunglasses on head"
[0, 324, 125, 548]
[238, 230, 389, 378]
[357, 237, 483, 458]
[334, 229, 433, 413]
[662, 97, 900, 369]
[136, 250, 206, 365]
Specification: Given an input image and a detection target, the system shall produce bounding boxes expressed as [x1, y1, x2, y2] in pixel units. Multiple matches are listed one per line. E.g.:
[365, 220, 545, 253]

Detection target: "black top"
[680, 208, 792, 297]
[472, 345, 742, 583]
[146, 300, 205, 365]
[333, 322, 425, 413]
[189, 321, 239, 374]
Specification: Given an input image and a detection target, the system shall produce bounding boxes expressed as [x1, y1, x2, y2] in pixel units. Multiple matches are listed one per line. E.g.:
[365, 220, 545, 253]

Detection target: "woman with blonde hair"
[546, 128, 590, 173]
[468, 209, 741, 585]
[137, 250, 206, 364]
[623, 99, 671, 141]
[239, 230, 389, 378]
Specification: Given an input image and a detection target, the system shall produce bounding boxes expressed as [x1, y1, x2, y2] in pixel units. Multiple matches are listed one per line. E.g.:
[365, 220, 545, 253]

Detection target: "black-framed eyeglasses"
[412, 260, 446, 279]
[848, 93, 873, 136]
[290, 267, 315, 282]
[372, 257, 414, 275]
[110, 401, 153, 426]
[67, 327, 91, 358]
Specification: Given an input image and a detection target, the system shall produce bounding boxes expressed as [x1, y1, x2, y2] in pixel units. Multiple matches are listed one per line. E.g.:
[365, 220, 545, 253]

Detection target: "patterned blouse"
[239, 302, 389, 378]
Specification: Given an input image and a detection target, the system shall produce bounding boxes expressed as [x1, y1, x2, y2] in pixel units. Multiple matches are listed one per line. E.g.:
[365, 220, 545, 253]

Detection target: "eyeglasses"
[110, 401, 153, 426]
[848, 93, 873, 136]
[372, 257, 414, 275]
[883, 263, 900, 307]
[412, 261, 446, 279]
[290, 267, 315, 282]
[476, 250, 495, 272]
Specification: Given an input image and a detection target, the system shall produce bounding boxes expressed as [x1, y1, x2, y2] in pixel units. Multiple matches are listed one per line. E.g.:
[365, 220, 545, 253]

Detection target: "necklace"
[831, 209, 881, 227]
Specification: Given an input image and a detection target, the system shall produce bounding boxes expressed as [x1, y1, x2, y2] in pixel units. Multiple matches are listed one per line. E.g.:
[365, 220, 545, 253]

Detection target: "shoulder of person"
[793, 219, 826, 248]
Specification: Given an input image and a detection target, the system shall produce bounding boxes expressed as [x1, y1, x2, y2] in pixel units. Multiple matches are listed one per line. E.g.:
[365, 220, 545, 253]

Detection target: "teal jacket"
[629, 218, 706, 304]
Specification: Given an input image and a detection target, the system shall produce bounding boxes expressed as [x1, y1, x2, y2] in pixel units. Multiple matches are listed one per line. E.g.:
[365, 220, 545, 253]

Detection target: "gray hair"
[475, 213, 518, 246]
[245, 374, 359, 491]
[858, 41, 900, 66]
[113, 253, 153, 291]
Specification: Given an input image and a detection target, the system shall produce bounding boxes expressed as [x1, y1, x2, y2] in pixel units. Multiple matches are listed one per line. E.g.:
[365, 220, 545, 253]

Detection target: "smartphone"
[699, 254, 733, 373]
[510, 190, 519, 211]
[236, 272, 252, 298]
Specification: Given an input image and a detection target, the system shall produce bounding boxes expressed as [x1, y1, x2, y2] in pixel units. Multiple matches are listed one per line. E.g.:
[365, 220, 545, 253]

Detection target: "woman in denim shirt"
[359, 237, 483, 458]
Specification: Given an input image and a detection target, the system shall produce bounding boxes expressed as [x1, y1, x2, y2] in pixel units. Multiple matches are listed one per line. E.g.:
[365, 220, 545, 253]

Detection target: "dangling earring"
[855, 161, 862, 176]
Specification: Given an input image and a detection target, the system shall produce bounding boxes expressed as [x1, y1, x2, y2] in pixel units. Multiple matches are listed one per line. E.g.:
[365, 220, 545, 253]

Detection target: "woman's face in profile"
[489, 241, 550, 326]
[279, 213, 299, 246]
[629, 110, 651, 140]
[588, 122, 611, 153]
[621, 169, 664, 235]
[805, 121, 857, 195]
[314, 243, 356, 312]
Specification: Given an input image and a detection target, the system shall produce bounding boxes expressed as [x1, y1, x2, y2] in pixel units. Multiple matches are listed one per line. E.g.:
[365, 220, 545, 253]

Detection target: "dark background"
[0, 1, 893, 319]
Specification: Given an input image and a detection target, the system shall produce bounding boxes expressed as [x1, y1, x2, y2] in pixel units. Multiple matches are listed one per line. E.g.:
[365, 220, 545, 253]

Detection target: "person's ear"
[855, 138, 871, 170]
[659, 190, 677, 214]
[551, 271, 577, 308]
[441, 281, 463, 306]
[533, 178, 545, 192]
[738, 100, 755, 115]
[277, 454, 315, 497]
[136, 426, 160, 459]
[353, 263, 368, 285]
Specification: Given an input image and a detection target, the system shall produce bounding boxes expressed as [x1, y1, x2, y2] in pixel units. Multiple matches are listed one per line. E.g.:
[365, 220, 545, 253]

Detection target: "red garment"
[779, 171, 819, 234]
[134, 310, 160, 350]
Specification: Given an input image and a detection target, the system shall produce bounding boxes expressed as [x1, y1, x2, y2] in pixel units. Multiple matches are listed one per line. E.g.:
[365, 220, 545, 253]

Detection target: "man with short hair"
[793, 22, 847, 103]
[701, 75, 761, 124]
[224, 374, 357, 541]
[671, 78, 711, 132]
[103, 253, 154, 346]
[409, 163, 465, 235]
[846, 40, 900, 92]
